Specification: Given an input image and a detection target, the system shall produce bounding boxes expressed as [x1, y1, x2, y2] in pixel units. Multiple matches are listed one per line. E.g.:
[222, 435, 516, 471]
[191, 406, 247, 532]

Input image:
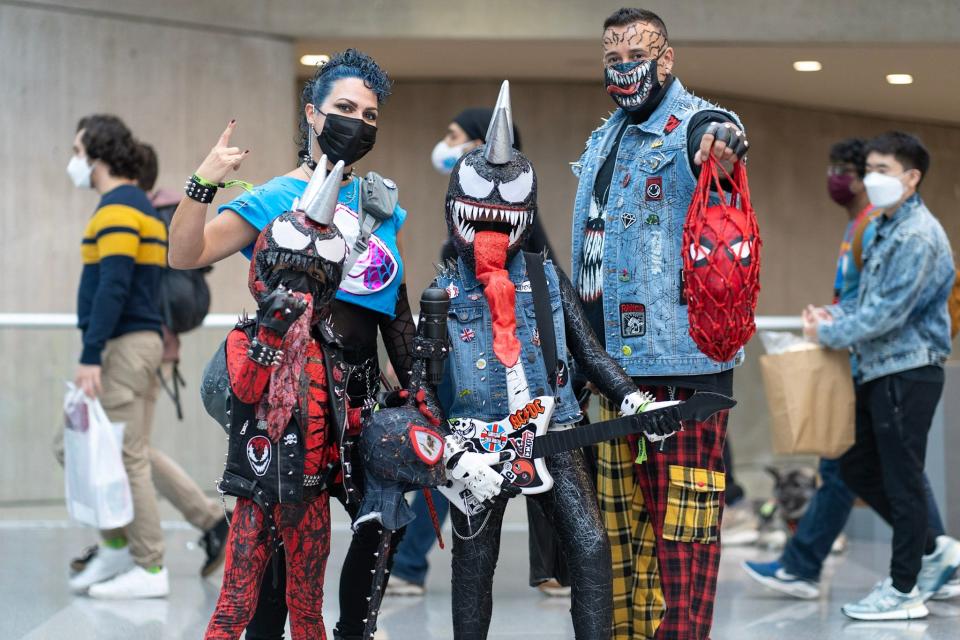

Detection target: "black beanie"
[453, 107, 523, 151]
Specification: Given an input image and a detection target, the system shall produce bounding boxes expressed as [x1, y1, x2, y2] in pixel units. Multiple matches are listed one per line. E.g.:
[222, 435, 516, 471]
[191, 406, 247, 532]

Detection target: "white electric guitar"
[438, 392, 736, 515]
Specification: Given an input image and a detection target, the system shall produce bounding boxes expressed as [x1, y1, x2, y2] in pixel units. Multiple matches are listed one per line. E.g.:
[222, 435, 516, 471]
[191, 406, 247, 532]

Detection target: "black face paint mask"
[604, 58, 661, 111]
[315, 111, 377, 166]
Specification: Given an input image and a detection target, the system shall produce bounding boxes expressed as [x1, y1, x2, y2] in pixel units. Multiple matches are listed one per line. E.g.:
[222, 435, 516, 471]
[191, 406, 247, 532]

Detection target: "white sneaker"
[841, 578, 928, 621]
[721, 502, 759, 546]
[88, 565, 169, 599]
[68, 546, 134, 594]
[932, 574, 960, 600]
[917, 535, 960, 601]
[383, 575, 425, 596]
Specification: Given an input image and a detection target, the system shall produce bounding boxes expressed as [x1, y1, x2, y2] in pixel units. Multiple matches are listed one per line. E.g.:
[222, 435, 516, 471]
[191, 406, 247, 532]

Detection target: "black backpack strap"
[524, 251, 558, 392]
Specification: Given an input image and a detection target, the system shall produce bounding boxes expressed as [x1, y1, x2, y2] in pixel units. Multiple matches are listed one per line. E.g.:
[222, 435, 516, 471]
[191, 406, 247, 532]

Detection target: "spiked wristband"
[185, 173, 254, 204]
[247, 338, 283, 367]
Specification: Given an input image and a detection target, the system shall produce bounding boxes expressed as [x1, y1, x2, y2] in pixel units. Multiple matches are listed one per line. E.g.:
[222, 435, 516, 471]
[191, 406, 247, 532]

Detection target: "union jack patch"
[460, 328, 476, 342]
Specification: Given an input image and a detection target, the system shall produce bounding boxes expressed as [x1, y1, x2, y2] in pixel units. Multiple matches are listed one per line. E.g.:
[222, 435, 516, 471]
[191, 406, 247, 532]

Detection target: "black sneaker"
[199, 513, 231, 577]
[69, 544, 100, 575]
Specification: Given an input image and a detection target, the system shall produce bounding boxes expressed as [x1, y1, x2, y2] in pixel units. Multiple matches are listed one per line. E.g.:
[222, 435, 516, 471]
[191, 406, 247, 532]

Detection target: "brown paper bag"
[759, 347, 855, 459]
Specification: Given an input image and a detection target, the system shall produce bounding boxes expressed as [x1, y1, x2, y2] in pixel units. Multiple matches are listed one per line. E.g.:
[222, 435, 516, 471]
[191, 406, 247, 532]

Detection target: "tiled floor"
[3, 505, 958, 639]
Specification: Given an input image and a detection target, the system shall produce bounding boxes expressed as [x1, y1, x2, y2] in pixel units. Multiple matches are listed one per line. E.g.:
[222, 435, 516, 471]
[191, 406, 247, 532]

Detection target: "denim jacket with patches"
[570, 79, 744, 376]
[821, 194, 954, 383]
[435, 253, 582, 427]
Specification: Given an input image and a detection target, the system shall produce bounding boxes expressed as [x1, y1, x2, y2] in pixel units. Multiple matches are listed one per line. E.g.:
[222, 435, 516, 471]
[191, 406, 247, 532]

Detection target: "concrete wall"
[0, 2, 295, 501]
[3, 2, 960, 504]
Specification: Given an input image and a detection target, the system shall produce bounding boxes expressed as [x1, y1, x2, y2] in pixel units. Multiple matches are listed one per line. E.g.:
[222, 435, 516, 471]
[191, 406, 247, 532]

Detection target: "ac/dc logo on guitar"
[508, 398, 546, 430]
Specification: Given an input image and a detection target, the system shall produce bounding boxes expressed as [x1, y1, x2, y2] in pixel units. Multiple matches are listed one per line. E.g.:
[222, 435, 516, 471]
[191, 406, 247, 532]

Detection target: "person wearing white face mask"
[803, 131, 958, 621]
[60, 114, 173, 599]
[432, 108, 556, 264]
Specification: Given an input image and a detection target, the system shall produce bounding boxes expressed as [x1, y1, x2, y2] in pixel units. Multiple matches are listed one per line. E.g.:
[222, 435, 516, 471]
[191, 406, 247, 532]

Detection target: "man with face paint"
[570, 8, 748, 639]
[744, 137, 957, 602]
[803, 132, 958, 621]
[434, 81, 671, 640]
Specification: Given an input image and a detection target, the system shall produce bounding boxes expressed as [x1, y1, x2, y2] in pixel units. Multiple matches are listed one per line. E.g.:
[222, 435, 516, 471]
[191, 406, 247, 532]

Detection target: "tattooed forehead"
[602, 22, 667, 56]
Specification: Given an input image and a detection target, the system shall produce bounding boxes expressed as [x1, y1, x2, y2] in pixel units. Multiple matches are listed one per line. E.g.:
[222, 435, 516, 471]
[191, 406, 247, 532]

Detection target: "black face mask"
[315, 111, 377, 166]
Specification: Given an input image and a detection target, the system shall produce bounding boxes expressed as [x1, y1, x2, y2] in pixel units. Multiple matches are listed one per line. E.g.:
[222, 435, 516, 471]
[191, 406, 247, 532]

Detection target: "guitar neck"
[531, 414, 642, 459]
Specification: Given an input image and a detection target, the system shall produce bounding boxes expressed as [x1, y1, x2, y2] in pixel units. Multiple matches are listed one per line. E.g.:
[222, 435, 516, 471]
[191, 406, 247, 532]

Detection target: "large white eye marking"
[497, 169, 533, 203]
[728, 237, 752, 264]
[688, 242, 712, 265]
[315, 236, 347, 262]
[273, 219, 310, 250]
[458, 162, 495, 199]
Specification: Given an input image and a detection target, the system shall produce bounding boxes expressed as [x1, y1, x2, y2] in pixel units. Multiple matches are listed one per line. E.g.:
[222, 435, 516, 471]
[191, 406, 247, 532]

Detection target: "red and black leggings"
[205, 495, 331, 640]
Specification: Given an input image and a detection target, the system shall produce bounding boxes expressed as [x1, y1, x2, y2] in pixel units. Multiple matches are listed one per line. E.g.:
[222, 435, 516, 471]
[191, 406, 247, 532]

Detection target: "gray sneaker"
[917, 535, 960, 601]
[841, 579, 928, 621]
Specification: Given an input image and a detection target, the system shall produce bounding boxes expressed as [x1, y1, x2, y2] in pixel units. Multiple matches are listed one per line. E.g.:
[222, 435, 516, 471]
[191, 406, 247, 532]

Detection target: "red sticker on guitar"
[409, 425, 445, 465]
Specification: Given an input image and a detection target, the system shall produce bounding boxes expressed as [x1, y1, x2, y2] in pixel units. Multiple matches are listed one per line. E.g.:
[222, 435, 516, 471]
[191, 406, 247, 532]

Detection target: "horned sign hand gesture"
[194, 119, 250, 184]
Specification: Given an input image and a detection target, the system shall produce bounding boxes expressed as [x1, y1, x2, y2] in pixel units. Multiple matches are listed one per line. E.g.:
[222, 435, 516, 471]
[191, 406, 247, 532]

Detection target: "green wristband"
[192, 174, 254, 192]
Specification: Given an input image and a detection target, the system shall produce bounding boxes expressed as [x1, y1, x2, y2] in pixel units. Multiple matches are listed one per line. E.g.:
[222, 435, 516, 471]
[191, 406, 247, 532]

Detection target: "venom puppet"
[205, 162, 355, 640]
[358, 82, 686, 640]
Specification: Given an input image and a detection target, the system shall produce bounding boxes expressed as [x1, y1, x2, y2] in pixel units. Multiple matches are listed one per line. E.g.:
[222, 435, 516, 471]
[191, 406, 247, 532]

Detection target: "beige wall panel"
[20, 0, 960, 43]
[0, 3, 294, 502]
[3, 25, 959, 501]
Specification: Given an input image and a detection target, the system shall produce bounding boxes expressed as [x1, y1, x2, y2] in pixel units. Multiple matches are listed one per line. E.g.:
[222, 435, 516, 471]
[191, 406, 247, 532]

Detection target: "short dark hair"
[603, 7, 669, 41]
[828, 138, 867, 178]
[76, 114, 141, 180]
[866, 131, 930, 187]
[137, 142, 158, 192]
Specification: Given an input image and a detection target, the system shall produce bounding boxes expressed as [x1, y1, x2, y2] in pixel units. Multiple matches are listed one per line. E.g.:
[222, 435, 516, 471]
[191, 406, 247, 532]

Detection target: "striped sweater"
[77, 185, 166, 365]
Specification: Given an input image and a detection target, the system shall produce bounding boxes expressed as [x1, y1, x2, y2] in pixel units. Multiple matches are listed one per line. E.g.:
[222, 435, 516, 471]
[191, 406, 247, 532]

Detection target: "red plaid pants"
[598, 386, 728, 640]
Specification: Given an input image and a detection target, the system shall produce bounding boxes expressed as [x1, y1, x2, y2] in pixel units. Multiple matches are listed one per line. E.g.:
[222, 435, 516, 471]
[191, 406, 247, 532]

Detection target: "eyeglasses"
[826, 165, 859, 177]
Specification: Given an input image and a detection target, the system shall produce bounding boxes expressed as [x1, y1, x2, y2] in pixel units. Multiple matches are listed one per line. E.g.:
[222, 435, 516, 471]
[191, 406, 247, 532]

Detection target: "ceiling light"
[886, 73, 913, 85]
[792, 60, 822, 72]
[300, 54, 329, 67]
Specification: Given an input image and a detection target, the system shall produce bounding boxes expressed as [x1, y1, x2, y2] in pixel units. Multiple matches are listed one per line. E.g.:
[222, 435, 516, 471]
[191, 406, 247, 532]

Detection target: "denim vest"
[821, 194, 954, 383]
[435, 253, 582, 426]
[570, 80, 744, 376]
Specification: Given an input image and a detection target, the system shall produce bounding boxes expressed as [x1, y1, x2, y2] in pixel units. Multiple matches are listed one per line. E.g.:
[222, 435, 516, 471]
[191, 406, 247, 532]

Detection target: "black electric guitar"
[438, 391, 736, 515]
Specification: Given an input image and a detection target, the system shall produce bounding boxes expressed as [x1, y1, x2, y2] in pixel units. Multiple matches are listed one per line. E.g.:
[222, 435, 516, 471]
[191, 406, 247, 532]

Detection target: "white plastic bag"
[63, 383, 134, 529]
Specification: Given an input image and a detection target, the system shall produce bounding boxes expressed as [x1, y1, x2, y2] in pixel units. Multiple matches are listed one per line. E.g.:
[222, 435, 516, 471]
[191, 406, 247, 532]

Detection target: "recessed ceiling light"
[886, 73, 913, 85]
[300, 54, 329, 67]
[792, 60, 822, 72]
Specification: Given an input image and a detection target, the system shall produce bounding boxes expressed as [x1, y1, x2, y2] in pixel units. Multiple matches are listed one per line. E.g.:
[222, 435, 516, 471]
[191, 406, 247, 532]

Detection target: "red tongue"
[474, 231, 520, 368]
[607, 83, 639, 96]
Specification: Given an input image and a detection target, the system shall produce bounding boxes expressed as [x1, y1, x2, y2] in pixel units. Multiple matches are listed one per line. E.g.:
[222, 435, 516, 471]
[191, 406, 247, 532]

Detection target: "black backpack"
[154, 201, 213, 419]
[155, 203, 212, 333]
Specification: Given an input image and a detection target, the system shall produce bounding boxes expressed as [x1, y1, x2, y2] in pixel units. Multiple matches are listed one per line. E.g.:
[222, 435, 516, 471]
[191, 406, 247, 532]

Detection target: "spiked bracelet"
[185, 174, 217, 203]
[247, 338, 283, 367]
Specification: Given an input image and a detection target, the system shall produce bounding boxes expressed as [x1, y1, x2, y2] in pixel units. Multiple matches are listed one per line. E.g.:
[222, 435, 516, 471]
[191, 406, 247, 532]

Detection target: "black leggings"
[449, 449, 612, 640]
[245, 487, 404, 640]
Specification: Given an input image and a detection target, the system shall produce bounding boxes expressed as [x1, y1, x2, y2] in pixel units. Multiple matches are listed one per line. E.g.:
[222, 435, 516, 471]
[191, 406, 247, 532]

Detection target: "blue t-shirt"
[219, 175, 407, 317]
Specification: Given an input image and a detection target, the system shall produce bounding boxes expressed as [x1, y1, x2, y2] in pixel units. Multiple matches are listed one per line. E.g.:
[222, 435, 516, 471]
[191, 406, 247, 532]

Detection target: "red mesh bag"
[682, 157, 761, 362]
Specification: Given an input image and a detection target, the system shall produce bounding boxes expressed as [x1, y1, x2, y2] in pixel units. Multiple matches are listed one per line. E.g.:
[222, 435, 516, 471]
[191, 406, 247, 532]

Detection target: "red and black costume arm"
[556, 267, 636, 406]
[225, 326, 283, 404]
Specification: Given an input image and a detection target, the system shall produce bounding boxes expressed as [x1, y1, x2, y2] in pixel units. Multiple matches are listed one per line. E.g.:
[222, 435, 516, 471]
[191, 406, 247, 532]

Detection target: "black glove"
[258, 284, 308, 335]
[703, 121, 748, 160]
[642, 404, 683, 437]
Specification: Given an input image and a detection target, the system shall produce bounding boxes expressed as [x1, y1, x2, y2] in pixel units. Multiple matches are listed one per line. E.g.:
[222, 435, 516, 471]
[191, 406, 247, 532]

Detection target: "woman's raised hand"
[195, 120, 249, 184]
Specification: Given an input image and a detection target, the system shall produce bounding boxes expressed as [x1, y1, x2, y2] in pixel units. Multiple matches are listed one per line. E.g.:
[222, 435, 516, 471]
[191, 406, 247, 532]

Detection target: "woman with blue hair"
[169, 49, 414, 640]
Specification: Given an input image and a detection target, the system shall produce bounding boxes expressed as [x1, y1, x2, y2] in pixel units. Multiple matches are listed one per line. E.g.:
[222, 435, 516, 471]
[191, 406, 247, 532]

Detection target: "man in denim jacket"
[570, 8, 748, 639]
[805, 131, 957, 621]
